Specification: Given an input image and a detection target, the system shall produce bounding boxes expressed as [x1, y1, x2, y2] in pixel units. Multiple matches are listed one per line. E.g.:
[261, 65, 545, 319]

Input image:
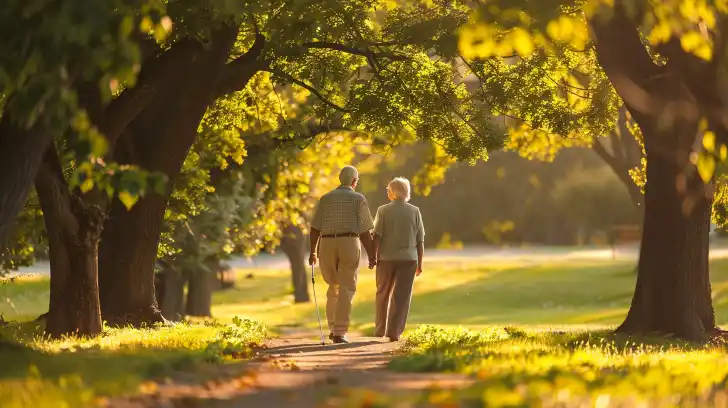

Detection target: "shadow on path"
[106, 336, 472, 408]
[265, 340, 381, 355]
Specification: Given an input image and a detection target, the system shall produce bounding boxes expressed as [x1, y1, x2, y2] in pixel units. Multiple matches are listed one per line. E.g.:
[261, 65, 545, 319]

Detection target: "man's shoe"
[332, 335, 349, 344]
[386, 336, 399, 342]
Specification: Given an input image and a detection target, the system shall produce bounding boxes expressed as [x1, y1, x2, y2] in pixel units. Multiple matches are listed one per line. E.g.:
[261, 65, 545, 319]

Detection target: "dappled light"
[5, 0, 728, 406]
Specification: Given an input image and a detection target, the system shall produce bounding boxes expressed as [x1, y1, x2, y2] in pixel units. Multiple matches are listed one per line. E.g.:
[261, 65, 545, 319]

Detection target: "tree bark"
[281, 225, 310, 303]
[97, 25, 244, 326]
[156, 267, 186, 322]
[0, 118, 53, 247]
[616, 125, 714, 340]
[591, 4, 717, 340]
[35, 147, 104, 337]
[186, 266, 213, 317]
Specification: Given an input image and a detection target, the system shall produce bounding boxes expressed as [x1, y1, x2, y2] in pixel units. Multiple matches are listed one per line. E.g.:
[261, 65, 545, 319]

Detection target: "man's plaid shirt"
[311, 186, 374, 235]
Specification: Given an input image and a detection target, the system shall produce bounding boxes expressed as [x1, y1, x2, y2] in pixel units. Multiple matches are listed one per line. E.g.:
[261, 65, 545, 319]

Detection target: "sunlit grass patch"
[386, 325, 728, 406]
[0, 317, 267, 407]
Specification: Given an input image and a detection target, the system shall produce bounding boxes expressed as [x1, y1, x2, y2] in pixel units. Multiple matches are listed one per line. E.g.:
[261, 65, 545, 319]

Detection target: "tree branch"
[266, 68, 353, 113]
[301, 42, 411, 61]
[592, 136, 644, 207]
[213, 33, 268, 98]
[78, 39, 205, 156]
[590, 3, 666, 118]
[34, 146, 80, 242]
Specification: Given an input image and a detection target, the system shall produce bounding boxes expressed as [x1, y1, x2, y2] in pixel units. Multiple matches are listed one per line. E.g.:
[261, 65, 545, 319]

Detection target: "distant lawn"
[215, 258, 728, 335]
[7, 257, 728, 334]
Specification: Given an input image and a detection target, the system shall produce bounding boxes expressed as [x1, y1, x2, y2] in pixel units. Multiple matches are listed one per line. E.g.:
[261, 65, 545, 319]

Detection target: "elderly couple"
[308, 165, 425, 344]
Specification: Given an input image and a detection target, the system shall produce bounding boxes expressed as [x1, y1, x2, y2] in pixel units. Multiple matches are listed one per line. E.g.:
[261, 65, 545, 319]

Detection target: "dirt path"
[108, 335, 472, 408]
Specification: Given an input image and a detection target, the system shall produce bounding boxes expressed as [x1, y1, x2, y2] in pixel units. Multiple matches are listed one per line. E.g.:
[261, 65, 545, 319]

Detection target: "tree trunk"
[0, 118, 53, 247]
[616, 124, 715, 340]
[281, 225, 310, 303]
[98, 196, 169, 326]
[591, 6, 717, 340]
[156, 268, 186, 322]
[186, 267, 213, 317]
[97, 25, 242, 327]
[35, 148, 104, 337]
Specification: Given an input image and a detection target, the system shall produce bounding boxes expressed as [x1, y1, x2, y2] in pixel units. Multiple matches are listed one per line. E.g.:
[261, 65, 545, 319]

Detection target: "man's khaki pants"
[318, 237, 361, 336]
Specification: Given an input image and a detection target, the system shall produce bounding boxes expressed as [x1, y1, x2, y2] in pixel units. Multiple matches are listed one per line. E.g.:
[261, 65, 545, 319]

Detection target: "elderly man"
[309, 165, 376, 344]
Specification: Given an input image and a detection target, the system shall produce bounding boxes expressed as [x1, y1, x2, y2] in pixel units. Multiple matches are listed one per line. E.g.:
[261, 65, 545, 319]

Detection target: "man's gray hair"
[339, 165, 359, 185]
[388, 177, 411, 202]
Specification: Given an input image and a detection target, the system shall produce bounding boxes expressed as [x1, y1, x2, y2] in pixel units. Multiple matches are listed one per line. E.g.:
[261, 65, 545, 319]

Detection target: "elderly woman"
[372, 177, 425, 342]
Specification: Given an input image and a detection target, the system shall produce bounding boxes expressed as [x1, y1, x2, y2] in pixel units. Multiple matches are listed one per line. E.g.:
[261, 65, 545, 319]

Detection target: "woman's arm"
[416, 242, 423, 275]
[416, 208, 425, 275]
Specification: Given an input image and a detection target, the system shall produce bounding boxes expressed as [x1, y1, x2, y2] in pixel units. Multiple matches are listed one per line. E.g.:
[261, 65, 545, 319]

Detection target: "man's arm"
[309, 227, 321, 265]
[357, 198, 376, 267]
[360, 231, 375, 262]
[309, 200, 323, 266]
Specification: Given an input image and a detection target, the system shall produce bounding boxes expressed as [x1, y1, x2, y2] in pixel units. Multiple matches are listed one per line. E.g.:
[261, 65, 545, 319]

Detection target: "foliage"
[362, 146, 640, 246]
[205, 316, 268, 360]
[0, 0, 167, 133]
[551, 166, 642, 235]
[0, 197, 46, 277]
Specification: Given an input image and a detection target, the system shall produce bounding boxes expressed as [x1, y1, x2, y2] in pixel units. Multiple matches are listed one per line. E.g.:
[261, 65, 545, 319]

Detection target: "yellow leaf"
[703, 131, 716, 152]
[648, 22, 672, 45]
[697, 153, 716, 182]
[721, 144, 727, 161]
[509, 28, 534, 56]
[546, 16, 574, 42]
[118, 191, 139, 210]
[680, 31, 713, 61]
[80, 178, 94, 194]
[458, 23, 495, 59]
[139, 16, 153, 33]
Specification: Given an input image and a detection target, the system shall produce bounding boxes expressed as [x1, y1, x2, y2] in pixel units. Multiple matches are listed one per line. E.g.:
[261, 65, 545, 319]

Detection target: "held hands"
[368, 256, 377, 270]
[309, 253, 318, 266]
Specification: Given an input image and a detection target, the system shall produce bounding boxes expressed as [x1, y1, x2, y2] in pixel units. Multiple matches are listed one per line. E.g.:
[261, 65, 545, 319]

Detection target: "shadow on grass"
[1, 342, 212, 396]
[266, 340, 381, 355]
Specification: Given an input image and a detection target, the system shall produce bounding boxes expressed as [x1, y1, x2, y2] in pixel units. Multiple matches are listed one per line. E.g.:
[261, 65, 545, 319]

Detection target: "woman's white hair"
[388, 177, 411, 202]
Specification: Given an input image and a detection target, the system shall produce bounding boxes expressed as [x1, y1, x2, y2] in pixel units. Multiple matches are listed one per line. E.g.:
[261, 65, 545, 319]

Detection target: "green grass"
[212, 258, 728, 335]
[372, 325, 728, 407]
[0, 317, 267, 407]
[6, 257, 728, 406]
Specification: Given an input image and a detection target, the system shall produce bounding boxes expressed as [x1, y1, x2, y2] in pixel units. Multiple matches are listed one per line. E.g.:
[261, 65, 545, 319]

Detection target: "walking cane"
[311, 264, 326, 346]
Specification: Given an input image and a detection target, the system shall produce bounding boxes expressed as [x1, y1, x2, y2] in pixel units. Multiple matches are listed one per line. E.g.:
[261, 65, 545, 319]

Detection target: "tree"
[85, 0, 502, 326]
[0, 1, 165, 250]
[459, 0, 728, 339]
[0, 1, 171, 336]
